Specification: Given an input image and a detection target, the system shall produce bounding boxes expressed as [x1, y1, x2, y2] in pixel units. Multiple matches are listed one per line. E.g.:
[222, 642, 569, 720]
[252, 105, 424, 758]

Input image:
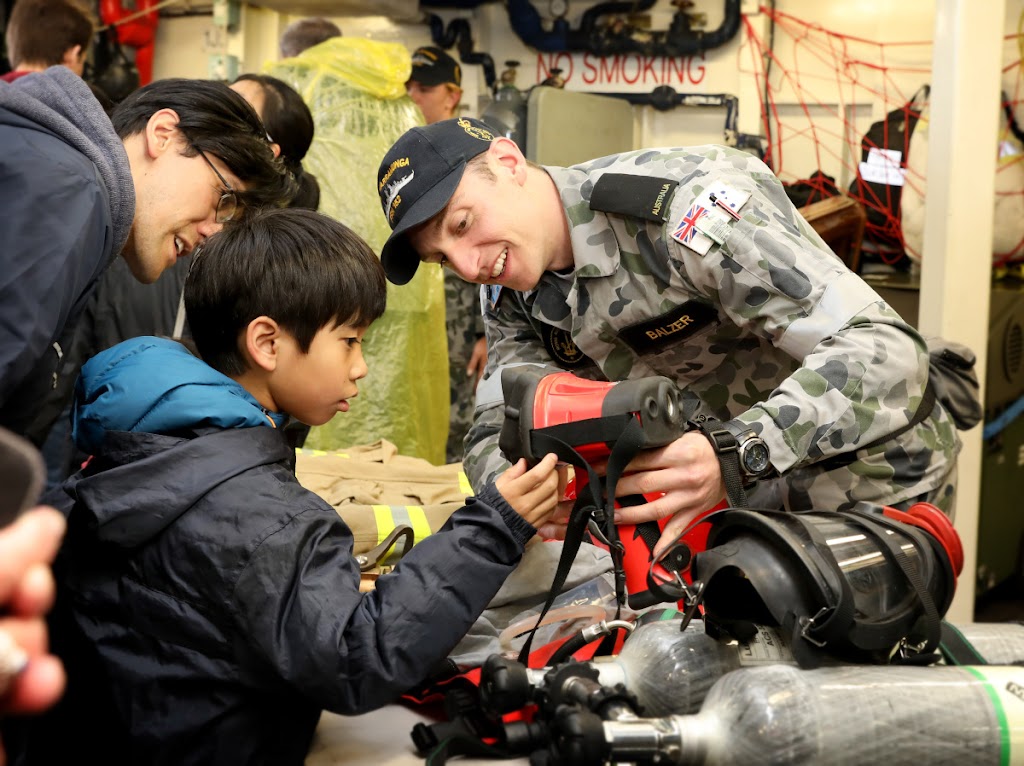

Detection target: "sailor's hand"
[605, 432, 726, 552]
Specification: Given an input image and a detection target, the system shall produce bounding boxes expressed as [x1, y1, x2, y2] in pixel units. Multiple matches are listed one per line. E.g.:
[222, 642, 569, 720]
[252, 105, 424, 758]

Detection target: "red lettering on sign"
[536, 52, 574, 83]
[536, 52, 551, 82]
[538, 51, 708, 88]
[689, 52, 706, 84]
[598, 56, 621, 83]
[557, 52, 574, 82]
[666, 57, 686, 85]
[621, 54, 641, 84]
[642, 56, 658, 84]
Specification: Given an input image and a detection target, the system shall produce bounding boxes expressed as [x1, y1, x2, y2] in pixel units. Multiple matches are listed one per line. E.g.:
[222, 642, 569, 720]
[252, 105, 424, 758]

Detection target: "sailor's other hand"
[467, 337, 487, 387]
[609, 431, 726, 551]
[495, 454, 567, 529]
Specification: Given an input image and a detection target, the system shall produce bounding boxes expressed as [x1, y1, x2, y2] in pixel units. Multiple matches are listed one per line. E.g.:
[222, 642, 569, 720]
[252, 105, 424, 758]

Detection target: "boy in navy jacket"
[12, 207, 563, 765]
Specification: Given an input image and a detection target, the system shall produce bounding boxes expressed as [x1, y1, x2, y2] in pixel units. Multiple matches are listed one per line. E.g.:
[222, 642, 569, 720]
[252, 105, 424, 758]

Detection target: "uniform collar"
[544, 164, 620, 280]
[491, 165, 620, 321]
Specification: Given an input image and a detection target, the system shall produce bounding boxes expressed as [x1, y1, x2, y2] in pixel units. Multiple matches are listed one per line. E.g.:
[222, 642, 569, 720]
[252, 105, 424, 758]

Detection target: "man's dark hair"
[184, 207, 386, 376]
[111, 78, 295, 210]
[232, 73, 319, 210]
[5, 0, 94, 68]
[279, 17, 341, 59]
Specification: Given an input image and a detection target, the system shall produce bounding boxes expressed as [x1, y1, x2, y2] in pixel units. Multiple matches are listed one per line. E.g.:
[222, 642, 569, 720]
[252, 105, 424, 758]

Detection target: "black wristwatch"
[688, 417, 772, 508]
[733, 426, 772, 481]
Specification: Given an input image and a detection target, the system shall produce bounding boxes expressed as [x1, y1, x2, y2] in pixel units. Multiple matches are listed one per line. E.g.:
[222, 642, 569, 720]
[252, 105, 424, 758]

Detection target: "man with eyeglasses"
[0, 73, 293, 443]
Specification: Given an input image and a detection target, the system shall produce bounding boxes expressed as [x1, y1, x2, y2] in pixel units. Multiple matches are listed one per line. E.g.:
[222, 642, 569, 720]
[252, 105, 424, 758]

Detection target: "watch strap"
[689, 417, 748, 508]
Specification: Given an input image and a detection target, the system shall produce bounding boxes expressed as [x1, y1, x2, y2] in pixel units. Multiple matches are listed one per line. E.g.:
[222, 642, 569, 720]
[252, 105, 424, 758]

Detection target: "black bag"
[848, 85, 929, 266]
[88, 26, 139, 104]
[783, 170, 840, 209]
[925, 337, 983, 431]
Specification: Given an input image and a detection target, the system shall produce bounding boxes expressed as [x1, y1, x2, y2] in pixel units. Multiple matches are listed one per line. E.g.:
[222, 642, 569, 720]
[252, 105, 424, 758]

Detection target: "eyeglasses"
[192, 145, 239, 224]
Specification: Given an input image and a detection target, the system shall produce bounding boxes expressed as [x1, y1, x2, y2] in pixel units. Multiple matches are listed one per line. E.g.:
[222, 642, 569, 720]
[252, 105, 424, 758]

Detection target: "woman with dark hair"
[231, 74, 321, 447]
[231, 74, 321, 210]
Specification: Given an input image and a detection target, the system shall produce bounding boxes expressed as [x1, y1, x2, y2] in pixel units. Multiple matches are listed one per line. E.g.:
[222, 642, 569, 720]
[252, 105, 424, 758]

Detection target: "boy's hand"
[494, 453, 567, 528]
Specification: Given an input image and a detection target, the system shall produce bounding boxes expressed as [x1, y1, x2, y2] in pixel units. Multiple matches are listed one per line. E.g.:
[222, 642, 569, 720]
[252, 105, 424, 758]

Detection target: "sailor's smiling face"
[408, 149, 554, 293]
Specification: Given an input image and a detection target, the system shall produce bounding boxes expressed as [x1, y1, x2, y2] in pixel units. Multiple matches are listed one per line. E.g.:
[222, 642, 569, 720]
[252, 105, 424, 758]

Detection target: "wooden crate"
[800, 194, 868, 273]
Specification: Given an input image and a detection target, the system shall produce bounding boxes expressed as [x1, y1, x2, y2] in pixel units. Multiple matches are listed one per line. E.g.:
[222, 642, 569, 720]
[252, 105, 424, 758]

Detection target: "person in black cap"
[406, 45, 463, 127]
[374, 116, 963, 555]
[404, 47, 486, 464]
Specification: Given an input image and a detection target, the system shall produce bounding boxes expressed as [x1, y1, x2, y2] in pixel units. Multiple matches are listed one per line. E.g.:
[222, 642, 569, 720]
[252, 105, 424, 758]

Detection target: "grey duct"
[610, 88, 764, 155]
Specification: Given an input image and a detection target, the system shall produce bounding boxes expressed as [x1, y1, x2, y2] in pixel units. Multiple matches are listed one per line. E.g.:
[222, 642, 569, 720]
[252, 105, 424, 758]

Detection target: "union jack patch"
[671, 204, 714, 255]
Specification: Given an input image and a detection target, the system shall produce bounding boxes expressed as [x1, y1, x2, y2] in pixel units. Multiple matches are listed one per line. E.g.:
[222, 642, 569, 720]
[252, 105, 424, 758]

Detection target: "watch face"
[743, 441, 771, 477]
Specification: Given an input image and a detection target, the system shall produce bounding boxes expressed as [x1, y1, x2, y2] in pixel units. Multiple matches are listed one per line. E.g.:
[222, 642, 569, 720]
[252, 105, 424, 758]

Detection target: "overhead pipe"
[427, 14, 498, 92]
[579, 86, 765, 157]
[506, 0, 741, 58]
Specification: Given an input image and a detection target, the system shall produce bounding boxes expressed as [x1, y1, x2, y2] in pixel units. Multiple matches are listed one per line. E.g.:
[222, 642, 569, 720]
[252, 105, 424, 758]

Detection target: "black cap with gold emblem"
[376, 117, 497, 285]
[407, 45, 462, 88]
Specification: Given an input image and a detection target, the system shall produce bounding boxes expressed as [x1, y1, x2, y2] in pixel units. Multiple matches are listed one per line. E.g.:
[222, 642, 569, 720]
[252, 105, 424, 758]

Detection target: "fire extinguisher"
[100, 0, 159, 86]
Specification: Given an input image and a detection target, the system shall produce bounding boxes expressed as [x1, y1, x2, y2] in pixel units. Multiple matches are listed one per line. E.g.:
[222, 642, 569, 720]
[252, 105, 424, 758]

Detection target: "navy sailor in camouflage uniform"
[374, 116, 959, 550]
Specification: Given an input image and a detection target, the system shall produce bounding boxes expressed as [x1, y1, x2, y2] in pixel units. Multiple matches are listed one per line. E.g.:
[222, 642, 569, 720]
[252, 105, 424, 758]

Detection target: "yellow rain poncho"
[268, 38, 448, 464]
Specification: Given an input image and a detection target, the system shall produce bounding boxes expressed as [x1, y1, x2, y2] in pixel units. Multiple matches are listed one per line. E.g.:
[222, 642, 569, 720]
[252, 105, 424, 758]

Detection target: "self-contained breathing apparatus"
[410, 369, 965, 764]
[693, 501, 963, 666]
[498, 366, 714, 630]
[497, 366, 963, 669]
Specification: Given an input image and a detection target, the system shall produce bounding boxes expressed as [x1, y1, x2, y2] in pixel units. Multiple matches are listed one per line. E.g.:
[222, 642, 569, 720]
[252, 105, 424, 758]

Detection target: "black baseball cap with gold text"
[376, 117, 497, 285]
[408, 46, 462, 88]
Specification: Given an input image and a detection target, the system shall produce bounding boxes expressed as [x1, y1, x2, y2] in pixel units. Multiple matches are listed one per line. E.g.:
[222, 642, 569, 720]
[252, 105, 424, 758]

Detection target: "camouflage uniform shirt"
[446, 272, 486, 463]
[465, 145, 959, 514]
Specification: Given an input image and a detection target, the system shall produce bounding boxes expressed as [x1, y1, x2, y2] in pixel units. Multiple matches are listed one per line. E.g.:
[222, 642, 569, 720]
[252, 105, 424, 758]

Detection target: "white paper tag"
[859, 147, 905, 186]
[706, 182, 750, 215]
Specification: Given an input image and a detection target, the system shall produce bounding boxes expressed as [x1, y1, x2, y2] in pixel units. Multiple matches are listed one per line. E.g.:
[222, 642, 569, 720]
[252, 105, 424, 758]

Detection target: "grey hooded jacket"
[0, 66, 133, 439]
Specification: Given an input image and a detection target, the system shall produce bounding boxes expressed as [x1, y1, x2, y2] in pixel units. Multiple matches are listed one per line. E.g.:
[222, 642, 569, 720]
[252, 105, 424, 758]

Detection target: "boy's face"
[269, 322, 369, 426]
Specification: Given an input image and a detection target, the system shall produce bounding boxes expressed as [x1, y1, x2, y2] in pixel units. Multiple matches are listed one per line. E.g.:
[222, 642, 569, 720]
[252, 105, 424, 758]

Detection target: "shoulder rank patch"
[590, 174, 678, 223]
[619, 301, 718, 354]
[542, 326, 588, 368]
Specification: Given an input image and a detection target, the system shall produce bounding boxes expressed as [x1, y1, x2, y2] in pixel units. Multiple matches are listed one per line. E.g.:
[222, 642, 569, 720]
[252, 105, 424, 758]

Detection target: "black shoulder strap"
[846, 510, 942, 655]
[590, 174, 679, 223]
[820, 379, 936, 471]
[516, 416, 648, 664]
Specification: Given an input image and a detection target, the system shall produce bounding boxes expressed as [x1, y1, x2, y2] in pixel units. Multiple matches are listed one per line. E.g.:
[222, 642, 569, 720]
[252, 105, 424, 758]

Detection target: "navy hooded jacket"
[18, 337, 534, 765]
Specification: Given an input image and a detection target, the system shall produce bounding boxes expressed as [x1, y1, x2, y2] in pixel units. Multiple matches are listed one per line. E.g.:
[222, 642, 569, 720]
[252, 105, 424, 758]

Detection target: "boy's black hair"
[184, 207, 386, 376]
[111, 78, 295, 210]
